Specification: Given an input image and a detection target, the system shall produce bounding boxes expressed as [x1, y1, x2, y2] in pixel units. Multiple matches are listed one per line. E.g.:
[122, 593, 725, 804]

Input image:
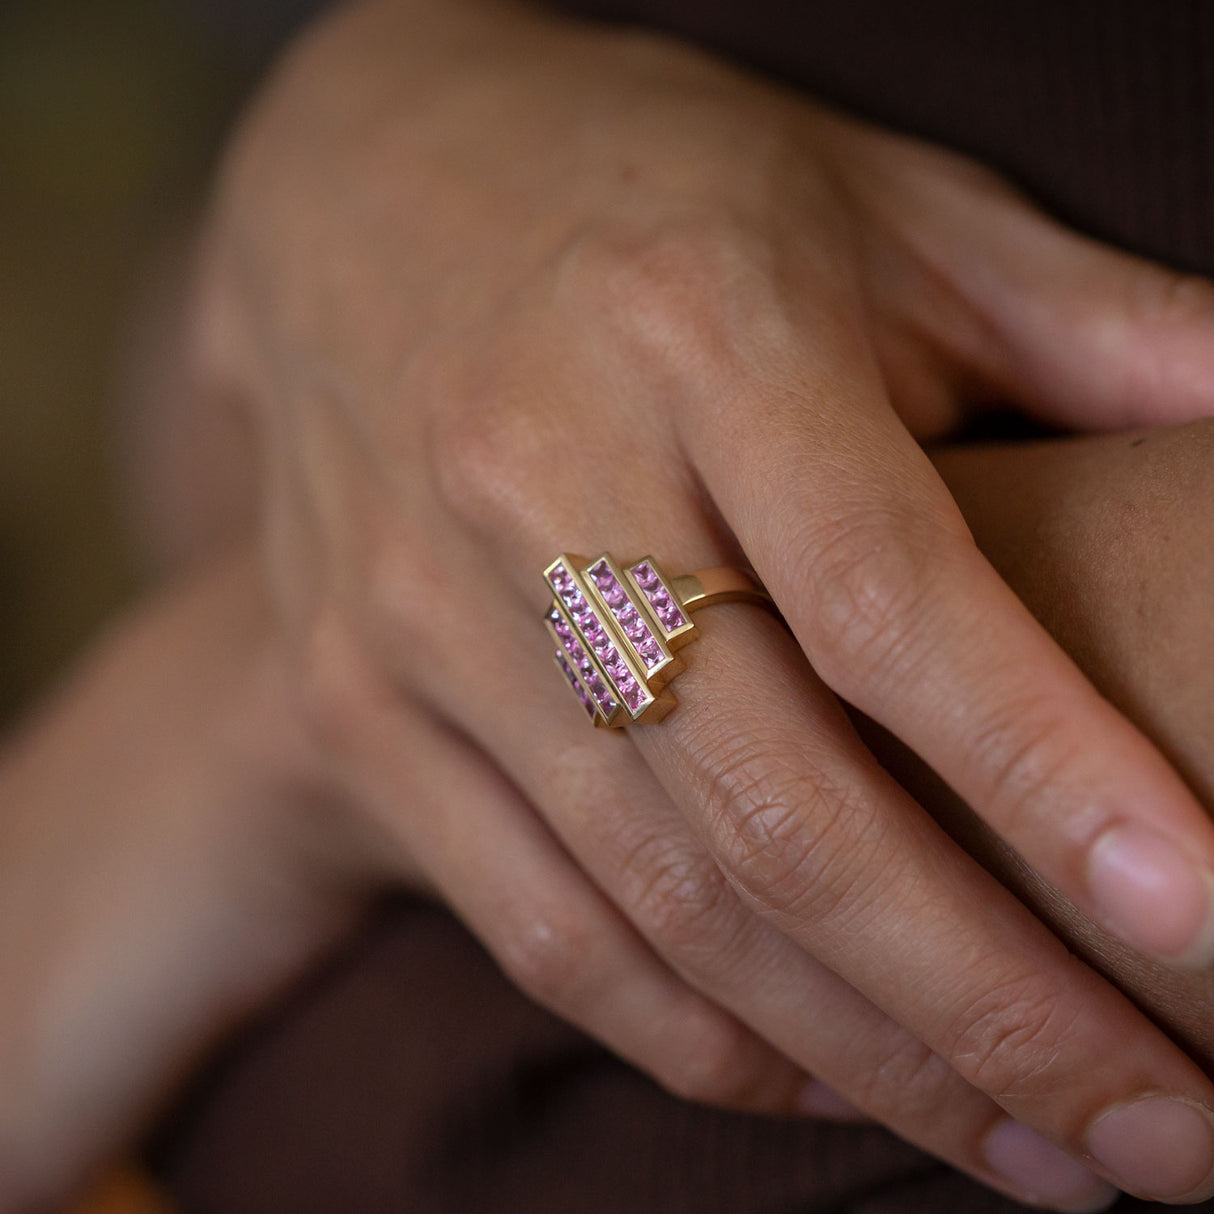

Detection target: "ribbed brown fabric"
[551, 0, 1214, 276]
[154, 900, 1194, 1213]
[150, 899, 1022, 1213]
[154, 3, 1213, 1210]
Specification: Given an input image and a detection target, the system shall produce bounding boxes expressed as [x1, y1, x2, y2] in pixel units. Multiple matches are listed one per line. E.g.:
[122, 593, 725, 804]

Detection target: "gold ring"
[542, 552, 775, 727]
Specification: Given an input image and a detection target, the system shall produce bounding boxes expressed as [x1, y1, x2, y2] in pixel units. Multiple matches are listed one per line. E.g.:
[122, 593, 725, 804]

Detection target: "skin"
[193, 0, 1214, 1203]
[8, 0, 1214, 1208]
[930, 421, 1214, 1063]
[7, 422, 1214, 1213]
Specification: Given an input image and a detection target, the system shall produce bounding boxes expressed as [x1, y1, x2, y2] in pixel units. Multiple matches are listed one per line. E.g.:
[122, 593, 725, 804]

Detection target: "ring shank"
[671, 567, 774, 613]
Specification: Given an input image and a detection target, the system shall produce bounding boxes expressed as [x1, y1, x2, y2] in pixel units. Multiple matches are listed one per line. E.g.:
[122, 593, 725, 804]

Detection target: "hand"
[192, 0, 1214, 1205]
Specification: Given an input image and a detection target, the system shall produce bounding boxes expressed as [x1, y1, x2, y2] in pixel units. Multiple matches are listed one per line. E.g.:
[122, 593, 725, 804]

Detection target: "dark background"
[0, 0, 319, 725]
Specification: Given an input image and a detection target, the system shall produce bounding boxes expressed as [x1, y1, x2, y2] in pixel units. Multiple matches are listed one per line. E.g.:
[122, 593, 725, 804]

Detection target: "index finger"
[680, 316, 1214, 972]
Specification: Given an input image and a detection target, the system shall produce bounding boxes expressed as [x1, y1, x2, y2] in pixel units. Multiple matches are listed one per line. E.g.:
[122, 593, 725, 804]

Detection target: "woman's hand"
[191, 0, 1214, 1205]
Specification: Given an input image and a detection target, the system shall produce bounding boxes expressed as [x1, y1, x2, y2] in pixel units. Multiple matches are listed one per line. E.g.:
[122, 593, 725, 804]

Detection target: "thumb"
[941, 187, 1214, 430]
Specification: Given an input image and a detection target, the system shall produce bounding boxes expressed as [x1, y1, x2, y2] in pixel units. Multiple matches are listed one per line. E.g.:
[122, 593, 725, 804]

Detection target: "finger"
[961, 212, 1214, 429]
[856, 139, 1214, 428]
[679, 310, 1214, 975]
[413, 589, 1118, 1210]
[315, 651, 813, 1116]
[631, 603, 1214, 1206]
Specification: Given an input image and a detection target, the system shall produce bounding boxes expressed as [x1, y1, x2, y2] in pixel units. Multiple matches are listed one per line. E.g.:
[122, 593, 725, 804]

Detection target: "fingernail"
[1086, 823, 1214, 967]
[796, 1079, 870, 1122]
[1086, 1096, 1214, 1202]
[983, 1119, 1118, 1212]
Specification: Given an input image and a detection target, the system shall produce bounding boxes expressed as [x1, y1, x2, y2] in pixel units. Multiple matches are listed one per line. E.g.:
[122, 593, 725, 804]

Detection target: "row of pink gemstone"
[547, 604, 617, 716]
[588, 558, 664, 670]
[555, 650, 595, 719]
[629, 561, 687, 633]
[548, 562, 647, 713]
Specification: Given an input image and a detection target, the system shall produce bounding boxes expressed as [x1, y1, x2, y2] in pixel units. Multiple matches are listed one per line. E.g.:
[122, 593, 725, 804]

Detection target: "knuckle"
[292, 604, 388, 758]
[800, 512, 948, 694]
[966, 699, 1082, 836]
[1130, 267, 1214, 333]
[569, 214, 772, 387]
[691, 724, 882, 920]
[720, 789, 823, 910]
[626, 840, 737, 959]
[429, 386, 539, 539]
[426, 371, 547, 543]
[496, 909, 594, 1012]
[942, 972, 1077, 1099]
[361, 516, 450, 671]
[843, 1034, 956, 1119]
[657, 1012, 771, 1108]
[1115, 269, 1214, 409]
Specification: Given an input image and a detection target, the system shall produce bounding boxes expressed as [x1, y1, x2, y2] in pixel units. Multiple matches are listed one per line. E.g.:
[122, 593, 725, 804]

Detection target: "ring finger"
[409, 581, 1119, 1211]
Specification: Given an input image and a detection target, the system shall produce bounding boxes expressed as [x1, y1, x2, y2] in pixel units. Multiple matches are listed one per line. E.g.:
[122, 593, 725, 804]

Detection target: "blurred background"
[0, 2, 317, 1200]
[1, 6, 324, 1205]
[0, 0, 320, 727]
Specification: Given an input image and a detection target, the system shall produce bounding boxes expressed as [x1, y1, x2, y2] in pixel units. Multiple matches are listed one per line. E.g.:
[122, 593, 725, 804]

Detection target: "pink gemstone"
[584, 668, 609, 699]
[638, 639, 661, 666]
[556, 653, 595, 717]
[605, 584, 626, 608]
[632, 562, 657, 587]
[661, 606, 687, 629]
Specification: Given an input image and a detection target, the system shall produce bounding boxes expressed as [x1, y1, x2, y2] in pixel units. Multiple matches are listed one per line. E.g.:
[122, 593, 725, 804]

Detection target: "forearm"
[0, 551, 350, 1210]
[919, 418, 1214, 1063]
[934, 418, 1214, 808]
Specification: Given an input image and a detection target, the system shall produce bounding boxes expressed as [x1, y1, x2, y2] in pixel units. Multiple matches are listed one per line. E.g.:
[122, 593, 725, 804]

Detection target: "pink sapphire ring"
[543, 552, 774, 727]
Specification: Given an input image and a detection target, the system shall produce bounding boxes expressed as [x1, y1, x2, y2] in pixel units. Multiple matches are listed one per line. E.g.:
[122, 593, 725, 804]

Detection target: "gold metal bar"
[671, 568, 774, 613]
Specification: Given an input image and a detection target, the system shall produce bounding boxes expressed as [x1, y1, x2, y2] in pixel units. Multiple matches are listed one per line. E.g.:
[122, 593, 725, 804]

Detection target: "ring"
[542, 552, 775, 727]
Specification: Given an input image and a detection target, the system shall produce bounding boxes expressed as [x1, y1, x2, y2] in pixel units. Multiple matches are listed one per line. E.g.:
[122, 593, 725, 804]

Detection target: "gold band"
[670, 567, 774, 614]
[541, 552, 775, 728]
